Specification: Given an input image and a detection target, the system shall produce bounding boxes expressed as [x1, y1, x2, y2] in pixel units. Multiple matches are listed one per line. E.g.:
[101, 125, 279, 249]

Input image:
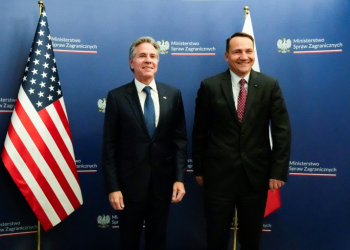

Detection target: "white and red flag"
[242, 11, 281, 217]
[1, 7, 83, 230]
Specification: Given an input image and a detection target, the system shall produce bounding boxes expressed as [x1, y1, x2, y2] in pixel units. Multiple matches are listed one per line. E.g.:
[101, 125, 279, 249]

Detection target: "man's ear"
[224, 52, 229, 62]
[129, 58, 134, 69]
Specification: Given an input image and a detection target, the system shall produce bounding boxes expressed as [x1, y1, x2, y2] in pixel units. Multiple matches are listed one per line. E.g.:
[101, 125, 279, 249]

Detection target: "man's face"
[129, 42, 158, 84]
[225, 36, 255, 78]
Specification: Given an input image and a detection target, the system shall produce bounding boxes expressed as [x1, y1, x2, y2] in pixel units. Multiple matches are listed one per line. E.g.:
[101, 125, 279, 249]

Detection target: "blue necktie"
[143, 86, 155, 137]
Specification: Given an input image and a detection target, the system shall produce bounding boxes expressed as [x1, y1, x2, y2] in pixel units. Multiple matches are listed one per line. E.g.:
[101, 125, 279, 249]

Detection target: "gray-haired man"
[102, 36, 188, 250]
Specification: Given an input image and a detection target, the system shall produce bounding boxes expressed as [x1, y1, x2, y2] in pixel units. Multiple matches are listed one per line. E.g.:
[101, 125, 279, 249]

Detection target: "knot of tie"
[239, 78, 246, 86]
[143, 86, 151, 95]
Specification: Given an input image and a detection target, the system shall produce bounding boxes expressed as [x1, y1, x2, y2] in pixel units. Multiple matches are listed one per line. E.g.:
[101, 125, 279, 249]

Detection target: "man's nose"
[145, 55, 152, 62]
[240, 52, 248, 59]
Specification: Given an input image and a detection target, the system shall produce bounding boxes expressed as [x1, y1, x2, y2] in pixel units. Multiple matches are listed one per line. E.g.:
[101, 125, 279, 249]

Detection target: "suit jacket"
[192, 69, 291, 193]
[102, 80, 188, 201]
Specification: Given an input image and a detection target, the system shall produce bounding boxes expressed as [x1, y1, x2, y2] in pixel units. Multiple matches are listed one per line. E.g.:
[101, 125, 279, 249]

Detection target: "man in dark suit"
[192, 32, 291, 250]
[102, 36, 187, 250]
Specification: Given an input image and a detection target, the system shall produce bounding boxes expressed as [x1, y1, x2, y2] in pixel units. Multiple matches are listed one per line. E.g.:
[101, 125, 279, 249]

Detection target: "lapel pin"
[163, 96, 167, 99]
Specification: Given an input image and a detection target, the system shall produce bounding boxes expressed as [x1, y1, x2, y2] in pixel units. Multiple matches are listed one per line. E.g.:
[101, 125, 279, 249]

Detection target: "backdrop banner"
[1, 1, 349, 249]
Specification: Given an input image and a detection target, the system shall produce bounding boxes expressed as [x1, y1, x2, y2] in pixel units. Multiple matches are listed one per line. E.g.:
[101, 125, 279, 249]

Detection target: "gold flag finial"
[38, 1, 44, 17]
[244, 6, 249, 20]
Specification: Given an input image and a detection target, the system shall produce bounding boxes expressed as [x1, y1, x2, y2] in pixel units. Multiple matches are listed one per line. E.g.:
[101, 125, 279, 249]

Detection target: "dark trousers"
[116, 190, 171, 250]
[204, 168, 268, 250]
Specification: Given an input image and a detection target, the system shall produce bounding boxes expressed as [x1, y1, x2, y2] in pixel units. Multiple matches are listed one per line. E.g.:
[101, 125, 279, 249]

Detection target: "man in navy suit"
[192, 32, 291, 250]
[102, 36, 187, 250]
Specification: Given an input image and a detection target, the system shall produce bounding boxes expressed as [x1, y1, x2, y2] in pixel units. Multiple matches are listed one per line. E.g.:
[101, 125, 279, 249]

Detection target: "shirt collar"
[229, 70, 251, 86]
[134, 78, 157, 93]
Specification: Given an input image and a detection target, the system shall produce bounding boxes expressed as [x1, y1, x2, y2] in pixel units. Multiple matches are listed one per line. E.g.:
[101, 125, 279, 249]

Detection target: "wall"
[0, 0, 349, 249]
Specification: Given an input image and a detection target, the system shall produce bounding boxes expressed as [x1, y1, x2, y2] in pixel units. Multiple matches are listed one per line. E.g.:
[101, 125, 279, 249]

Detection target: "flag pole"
[38, 1, 44, 17]
[233, 8, 249, 250]
[244, 6, 249, 20]
[37, 220, 41, 250]
[37, 2, 44, 250]
[233, 207, 238, 250]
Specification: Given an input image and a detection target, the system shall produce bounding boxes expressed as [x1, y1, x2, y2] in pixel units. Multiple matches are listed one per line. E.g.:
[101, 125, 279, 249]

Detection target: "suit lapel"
[243, 69, 259, 122]
[220, 70, 240, 123]
[125, 81, 150, 136]
[154, 81, 168, 138]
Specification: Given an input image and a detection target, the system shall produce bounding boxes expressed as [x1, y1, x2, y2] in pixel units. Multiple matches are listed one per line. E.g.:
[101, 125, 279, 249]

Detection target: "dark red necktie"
[237, 79, 247, 123]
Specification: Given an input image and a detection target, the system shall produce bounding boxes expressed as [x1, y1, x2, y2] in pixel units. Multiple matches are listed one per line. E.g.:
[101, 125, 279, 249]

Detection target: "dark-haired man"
[192, 32, 291, 250]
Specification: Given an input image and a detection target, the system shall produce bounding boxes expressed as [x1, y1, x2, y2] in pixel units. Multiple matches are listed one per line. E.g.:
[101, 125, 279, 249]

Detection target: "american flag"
[1, 7, 83, 231]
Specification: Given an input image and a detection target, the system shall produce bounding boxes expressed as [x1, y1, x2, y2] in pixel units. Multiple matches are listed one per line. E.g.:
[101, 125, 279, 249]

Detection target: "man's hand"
[269, 179, 285, 193]
[195, 176, 203, 186]
[172, 182, 186, 203]
[108, 191, 125, 210]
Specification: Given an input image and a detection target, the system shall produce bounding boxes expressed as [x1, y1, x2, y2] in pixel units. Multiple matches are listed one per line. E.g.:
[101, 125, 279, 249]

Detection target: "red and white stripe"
[2, 86, 83, 231]
[293, 50, 342, 54]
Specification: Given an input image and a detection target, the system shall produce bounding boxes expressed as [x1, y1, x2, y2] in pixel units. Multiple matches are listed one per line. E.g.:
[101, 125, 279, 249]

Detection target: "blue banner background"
[1, 0, 349, 249]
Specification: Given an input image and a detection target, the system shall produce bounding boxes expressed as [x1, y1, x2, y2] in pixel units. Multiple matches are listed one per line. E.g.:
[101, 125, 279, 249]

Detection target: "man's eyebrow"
[138, 52, 157, 55]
